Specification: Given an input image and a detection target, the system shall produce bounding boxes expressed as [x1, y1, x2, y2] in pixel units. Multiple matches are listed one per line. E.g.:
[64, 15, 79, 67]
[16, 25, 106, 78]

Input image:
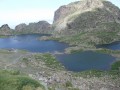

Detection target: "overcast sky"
[0, 0, 120, 28]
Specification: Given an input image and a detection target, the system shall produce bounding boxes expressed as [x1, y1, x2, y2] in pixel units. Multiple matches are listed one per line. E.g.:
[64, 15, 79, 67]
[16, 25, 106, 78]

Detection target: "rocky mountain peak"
[0, 24, 11, 35]
[70, 0, 104, 7]
[80, 0, 104, 8]
[53, 0, 104, 23]
[15, 23, 27, 31]
[15, 21, 52, 34]
[53, 0, 120, 35]
[0, 24, 10, 30]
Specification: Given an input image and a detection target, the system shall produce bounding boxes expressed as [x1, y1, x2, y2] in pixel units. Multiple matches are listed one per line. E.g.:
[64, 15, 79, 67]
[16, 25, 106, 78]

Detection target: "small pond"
[56, 51, 115, 72]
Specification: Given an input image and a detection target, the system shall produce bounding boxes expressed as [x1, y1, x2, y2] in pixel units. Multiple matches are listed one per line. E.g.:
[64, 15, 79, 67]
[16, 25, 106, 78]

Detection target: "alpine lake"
[0, 34, 118, 72]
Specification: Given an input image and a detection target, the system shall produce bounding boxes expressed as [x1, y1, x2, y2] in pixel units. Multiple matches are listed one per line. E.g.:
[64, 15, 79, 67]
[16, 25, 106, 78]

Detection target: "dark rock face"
[15, 23, 27, 32]
[0, 24, 10, 30]
[53, 0, 120, 35]
[53, 5, 77, 23]
[15, 21, 52, 34]
[0, 24, 11, 35]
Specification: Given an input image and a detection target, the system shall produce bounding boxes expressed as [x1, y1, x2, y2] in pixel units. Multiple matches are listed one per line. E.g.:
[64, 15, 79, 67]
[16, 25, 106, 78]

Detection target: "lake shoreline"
[0, 34, 120, 72]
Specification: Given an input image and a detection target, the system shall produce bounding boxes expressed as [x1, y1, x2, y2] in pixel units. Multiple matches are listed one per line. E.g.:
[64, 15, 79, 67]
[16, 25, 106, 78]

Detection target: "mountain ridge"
[14, 21, 52, 34]
[0, 24, 12, 35]
[53, 0, 120, 35]
[0, 21, 52, 35]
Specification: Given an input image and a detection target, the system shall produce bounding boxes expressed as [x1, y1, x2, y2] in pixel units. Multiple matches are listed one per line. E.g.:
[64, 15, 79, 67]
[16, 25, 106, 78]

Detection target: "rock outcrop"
[15, 23, 27, 32]
[0, 24, 12, 35]
[53, 0, 120, 35]
[15, 21, 52, 34]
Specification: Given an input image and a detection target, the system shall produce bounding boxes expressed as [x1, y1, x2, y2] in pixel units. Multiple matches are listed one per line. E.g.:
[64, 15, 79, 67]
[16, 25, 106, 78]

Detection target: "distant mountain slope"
[0, 21, 52, 35]
[14, 21, 52, 34]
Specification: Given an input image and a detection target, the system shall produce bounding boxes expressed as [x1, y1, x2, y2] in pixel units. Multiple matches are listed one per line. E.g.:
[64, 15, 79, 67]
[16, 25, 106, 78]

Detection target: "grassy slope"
[54, 22, 120, 46]
[0, 70, 45, 90]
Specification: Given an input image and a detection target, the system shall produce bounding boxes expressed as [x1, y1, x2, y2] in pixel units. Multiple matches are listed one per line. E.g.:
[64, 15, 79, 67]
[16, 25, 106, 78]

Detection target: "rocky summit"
[15, 21, 52, 34]
[52, 0, 120, 46]
[53, 0, 120, 35]
[0, 24, 12, 35]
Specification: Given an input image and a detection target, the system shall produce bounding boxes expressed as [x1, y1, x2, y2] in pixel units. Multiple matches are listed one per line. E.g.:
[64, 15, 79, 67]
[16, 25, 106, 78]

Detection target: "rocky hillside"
[0, 24, 12, 35]
[0, 49, 120, 90]
[52, 0, 120, 46]
[53, 0, 120, 34]
[14, 21, 52, 34]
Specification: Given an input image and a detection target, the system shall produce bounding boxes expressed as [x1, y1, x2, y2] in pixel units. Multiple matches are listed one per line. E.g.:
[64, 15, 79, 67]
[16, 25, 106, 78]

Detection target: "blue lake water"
[56, 51, 115, 72]
[0, 34, 116, 72]
[0, 34, 68, 53]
